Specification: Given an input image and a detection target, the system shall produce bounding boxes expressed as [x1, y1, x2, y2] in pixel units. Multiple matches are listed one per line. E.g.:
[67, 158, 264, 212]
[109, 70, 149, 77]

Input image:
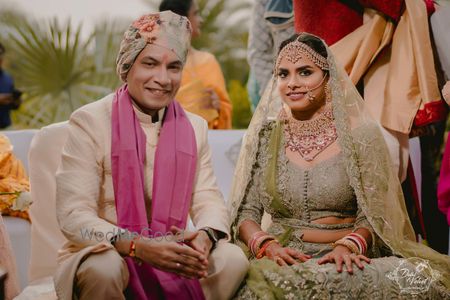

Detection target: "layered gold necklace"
[280, 107, 337, 162]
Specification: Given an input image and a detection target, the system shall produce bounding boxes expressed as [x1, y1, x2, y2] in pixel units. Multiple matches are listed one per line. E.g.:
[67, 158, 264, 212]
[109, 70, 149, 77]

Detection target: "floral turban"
[116, 11, 192, 82]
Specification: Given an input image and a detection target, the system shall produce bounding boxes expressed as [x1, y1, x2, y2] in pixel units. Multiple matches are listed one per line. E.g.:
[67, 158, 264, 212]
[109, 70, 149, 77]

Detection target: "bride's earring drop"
[325, 82, 331, 103]
[306, 88, 315, 103]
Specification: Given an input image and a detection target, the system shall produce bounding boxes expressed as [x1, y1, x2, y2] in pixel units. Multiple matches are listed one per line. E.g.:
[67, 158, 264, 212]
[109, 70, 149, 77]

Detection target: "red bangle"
[129, 237, 139, 258]
[253, 235, 274, 255]
[256, 239, 279, 259]
[346, 236, 363, 254]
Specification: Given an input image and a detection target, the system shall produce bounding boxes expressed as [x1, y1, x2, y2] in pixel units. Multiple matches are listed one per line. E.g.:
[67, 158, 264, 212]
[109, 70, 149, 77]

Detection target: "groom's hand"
[170, 226, 210, 275]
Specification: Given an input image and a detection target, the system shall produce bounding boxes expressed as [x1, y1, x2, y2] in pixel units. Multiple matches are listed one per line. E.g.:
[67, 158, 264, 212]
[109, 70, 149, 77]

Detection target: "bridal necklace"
[280, 106, 337, 162]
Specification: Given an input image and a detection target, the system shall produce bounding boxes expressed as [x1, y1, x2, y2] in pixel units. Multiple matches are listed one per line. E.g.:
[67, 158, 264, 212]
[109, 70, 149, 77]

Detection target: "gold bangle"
[333, 238, 360, 255]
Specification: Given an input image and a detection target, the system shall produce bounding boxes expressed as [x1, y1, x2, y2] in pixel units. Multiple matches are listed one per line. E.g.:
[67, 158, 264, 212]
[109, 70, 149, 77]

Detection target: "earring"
[325, 82, 331, 103]
[306, 88, 315, 103]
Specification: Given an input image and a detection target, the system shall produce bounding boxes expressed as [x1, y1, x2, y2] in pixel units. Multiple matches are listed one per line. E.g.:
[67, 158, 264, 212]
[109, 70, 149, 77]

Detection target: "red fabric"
[293, 0, 362, 45]
[423, 0, 435, 15]
[357, 0, 404, 21]
[293, 0, 404, 45]
[413, 100, 448, 128]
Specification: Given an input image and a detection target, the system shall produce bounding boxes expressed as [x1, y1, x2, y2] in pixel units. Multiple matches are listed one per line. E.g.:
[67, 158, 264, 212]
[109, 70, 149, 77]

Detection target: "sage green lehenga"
[233, 122, 449, 299]
[229, 34, 450, 299]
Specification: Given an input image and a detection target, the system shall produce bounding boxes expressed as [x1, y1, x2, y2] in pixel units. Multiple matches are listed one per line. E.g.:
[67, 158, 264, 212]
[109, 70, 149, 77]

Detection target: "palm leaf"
[6, 16, 122, 128]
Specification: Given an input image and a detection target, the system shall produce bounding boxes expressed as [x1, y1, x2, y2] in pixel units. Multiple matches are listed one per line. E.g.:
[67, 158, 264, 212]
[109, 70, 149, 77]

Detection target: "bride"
[230, 33, 450, 299]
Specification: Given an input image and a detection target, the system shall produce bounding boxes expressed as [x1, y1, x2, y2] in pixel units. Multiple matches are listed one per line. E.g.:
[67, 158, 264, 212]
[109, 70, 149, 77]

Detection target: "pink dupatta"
[438, 138, 450, 226]
[111, 85, 205, 299]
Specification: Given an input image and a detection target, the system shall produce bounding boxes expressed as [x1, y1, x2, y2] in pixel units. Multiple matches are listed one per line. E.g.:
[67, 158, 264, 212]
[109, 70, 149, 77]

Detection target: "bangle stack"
[347, 232, 367, 254]
[333, 232, 367, 255]
[256, 239, 279, 259]
[247, 231, 279, 258]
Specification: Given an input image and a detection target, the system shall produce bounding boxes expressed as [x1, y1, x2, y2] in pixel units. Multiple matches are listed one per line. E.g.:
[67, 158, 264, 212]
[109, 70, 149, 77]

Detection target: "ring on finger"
[176, 262, 181, 269]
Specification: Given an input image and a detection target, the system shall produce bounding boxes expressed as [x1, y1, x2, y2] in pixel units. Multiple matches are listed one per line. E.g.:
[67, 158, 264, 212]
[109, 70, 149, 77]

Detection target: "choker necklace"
[280, 108, 337, 162]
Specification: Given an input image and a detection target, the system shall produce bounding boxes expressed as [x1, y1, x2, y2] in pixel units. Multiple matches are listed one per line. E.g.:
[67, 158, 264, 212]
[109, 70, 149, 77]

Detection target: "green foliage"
[1, 10, 123, 129]
[229, 80, 252, 129]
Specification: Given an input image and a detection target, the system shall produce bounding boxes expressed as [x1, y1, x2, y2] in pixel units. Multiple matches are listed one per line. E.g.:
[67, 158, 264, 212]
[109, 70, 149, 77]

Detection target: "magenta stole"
[111, 85, 205, 299]
[438, 139, 450, 226]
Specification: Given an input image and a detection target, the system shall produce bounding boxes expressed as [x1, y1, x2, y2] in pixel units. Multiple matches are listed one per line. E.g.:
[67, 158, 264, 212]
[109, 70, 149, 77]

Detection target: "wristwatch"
[199, 227, 219, 250]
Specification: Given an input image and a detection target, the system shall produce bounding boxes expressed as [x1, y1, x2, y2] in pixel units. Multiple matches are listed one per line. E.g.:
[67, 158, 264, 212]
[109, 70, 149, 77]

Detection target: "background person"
[0, 43, 22, 129]
[159, 0, 233, 129]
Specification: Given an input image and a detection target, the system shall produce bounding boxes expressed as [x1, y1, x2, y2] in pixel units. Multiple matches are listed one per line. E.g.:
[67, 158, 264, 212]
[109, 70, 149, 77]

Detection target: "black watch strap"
[199, 227, 218, 250]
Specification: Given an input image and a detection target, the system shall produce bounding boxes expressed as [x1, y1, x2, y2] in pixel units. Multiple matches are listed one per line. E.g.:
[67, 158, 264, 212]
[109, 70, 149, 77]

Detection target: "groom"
[54, 11, 248, 300]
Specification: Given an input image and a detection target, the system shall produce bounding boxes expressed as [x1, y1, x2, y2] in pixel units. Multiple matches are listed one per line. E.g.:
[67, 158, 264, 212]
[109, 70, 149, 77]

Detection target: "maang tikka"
[275, 38, 329, 72]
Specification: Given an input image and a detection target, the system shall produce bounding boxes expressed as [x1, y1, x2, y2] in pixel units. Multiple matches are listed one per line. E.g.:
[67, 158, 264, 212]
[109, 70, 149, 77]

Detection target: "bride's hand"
[264, 242, 311, 266]
[317, 245, 370, 274]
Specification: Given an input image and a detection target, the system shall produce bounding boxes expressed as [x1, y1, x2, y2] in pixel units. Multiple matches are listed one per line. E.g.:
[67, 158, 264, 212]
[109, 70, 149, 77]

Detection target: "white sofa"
[2, 124, 245, 298]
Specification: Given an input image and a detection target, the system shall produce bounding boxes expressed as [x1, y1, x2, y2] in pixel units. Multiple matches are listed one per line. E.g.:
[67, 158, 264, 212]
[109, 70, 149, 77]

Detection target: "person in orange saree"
[0, 134, 30, 300]
[0, 134, 30, 220]
[0, 214, 20, 300]
[159, 0, 232, 129]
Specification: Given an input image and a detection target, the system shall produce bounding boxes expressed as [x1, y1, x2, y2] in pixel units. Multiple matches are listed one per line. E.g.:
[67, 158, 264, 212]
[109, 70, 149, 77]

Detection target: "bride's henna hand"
[317, 245, 370, 274]
[265, 242, 311, 266]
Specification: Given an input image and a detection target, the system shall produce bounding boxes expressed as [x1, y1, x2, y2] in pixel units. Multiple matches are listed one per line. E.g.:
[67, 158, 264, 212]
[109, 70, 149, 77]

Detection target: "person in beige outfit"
[53, 11, 248, 300]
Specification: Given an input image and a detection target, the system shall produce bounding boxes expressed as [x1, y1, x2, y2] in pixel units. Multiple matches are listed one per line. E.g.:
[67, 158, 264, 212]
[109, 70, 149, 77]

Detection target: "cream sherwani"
[53, 94, 248, 300]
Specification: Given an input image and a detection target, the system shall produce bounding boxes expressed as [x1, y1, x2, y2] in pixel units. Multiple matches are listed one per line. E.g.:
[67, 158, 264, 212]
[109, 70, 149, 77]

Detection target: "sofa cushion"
[28, 122, 69, 283]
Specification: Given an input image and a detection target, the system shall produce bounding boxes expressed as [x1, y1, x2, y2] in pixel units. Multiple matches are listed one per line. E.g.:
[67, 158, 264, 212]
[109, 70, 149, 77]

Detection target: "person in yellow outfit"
[0, 134, 31, 220]
[0, 214, 20, 300]
[0, 134, 30, 299]
[159, 0, 232, 129]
